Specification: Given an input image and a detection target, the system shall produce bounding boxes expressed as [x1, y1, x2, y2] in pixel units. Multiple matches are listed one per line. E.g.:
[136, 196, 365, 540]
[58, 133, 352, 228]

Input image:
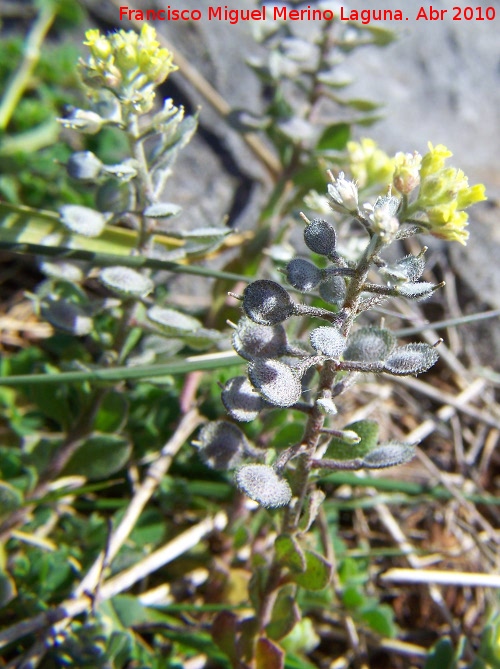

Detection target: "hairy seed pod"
[147, 306, 201, 334]
[319, 275, 346, 307]
[41, 298, 93, 337]
[396, 282, 437, 300]
[221, 376, 263, 422]
[232, 318, 288, 361]
[248, 359, 302, 407]
[363, 442, 415, 468]
[384, 343, 439, 375]
[285, 258, 323, 292]
[236, 464, 292, 508]
[303, 218, 336, 256]
[59, 204, 110, 238]
[310, 326, 346, 359]
[242, 280, 295, 326]
[99, 266, 154, 298]
[67, 151, 103, 180]
[343, 326, 396, 363]
[196, 421, 249, 470]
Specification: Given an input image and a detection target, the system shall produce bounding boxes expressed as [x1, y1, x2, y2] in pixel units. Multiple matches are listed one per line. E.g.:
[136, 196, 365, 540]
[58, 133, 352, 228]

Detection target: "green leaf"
[272, 422, 307, 450]
[360, 604, 397, 637]
[212, 610, 238, 664]
[477, 615, 500, 665]
[266, 588, 300, 640]
[129, 507, 165, 547]
[317, 122, 350, 151]
[281, 617, 320, 657]
[342, 98, 383, 112]
[62, 434, 131, 480]
[275, 534, 306, 573]
[326, 420, 379, 460]
[424, 637, 456, 669]
[292, 550, 332, 591]
[0, 481, 23, 519]
[109, 594, 152, 628]
[94, 391, 129, 433]
[0, 571, 17, 607]
[342, 584, 365, 609]
[256, 637, 284, 669]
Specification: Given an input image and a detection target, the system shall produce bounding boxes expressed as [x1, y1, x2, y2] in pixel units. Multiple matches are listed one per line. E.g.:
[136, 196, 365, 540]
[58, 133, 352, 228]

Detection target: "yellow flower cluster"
[80, 26, 177, 113]
[410, 143, 486, 245]
[347, 138, 394, 189]
[346, 140, 486, 245]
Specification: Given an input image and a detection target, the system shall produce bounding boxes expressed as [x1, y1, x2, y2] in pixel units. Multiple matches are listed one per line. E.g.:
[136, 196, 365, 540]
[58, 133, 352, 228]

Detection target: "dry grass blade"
[381, 568, 500, 588]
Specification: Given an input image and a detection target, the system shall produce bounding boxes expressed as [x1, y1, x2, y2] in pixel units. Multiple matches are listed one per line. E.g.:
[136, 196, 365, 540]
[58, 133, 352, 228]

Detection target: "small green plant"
[199, 144, 485, 665]
[0, 15, 492, 669]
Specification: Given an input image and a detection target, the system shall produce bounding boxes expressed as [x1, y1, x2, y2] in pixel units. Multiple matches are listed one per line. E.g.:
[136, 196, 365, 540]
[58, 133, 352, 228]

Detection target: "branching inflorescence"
[197, 147, 486, 512]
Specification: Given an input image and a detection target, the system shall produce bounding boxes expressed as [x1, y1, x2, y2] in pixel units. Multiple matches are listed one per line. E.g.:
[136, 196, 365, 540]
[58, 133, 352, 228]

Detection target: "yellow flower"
[419, 142, 452, 179]
[408, 143, 487, 245]
[347, 138, 394, 189]
[80, 26, 177, 113]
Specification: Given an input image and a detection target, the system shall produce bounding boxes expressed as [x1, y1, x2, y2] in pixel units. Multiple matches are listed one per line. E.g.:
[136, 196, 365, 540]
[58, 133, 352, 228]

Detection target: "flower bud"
[328, 171, 359, 212]
[393, 151, 422, 194]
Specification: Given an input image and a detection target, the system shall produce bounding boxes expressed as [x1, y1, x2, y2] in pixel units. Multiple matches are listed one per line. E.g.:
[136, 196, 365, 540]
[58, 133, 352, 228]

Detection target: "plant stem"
[0, 2, 56, 130]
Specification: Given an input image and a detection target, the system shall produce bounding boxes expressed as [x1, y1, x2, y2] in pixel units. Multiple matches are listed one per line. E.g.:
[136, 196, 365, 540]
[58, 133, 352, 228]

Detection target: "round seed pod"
[40, 298, 93, 337]
[384, 343, 439, 376]
[319, 275, 346, 308]
[249, 359, 302, 407]
[397, 282, 436, 300]
[67, 151, 103, 181]
[196, 420, 249, 470]
[235, 464, 292, 508]
[221, 376, 263, 422]
[363, 442, 415, 469]
[310, 326, 346, 359]
[59, 204, 109, 238]
[304, 218, 336, 256]
[343, 327, 396, 363]
[99, 267, 154, 298]
[242, 280, 295, 326]
[285, 258, 323, 292]
[147, 306, 201, 335]
[232, 318, 288, 361]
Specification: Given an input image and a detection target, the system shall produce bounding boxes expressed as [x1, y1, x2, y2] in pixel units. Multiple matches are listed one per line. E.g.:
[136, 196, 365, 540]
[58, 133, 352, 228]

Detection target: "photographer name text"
[119, 5, 496, 25]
